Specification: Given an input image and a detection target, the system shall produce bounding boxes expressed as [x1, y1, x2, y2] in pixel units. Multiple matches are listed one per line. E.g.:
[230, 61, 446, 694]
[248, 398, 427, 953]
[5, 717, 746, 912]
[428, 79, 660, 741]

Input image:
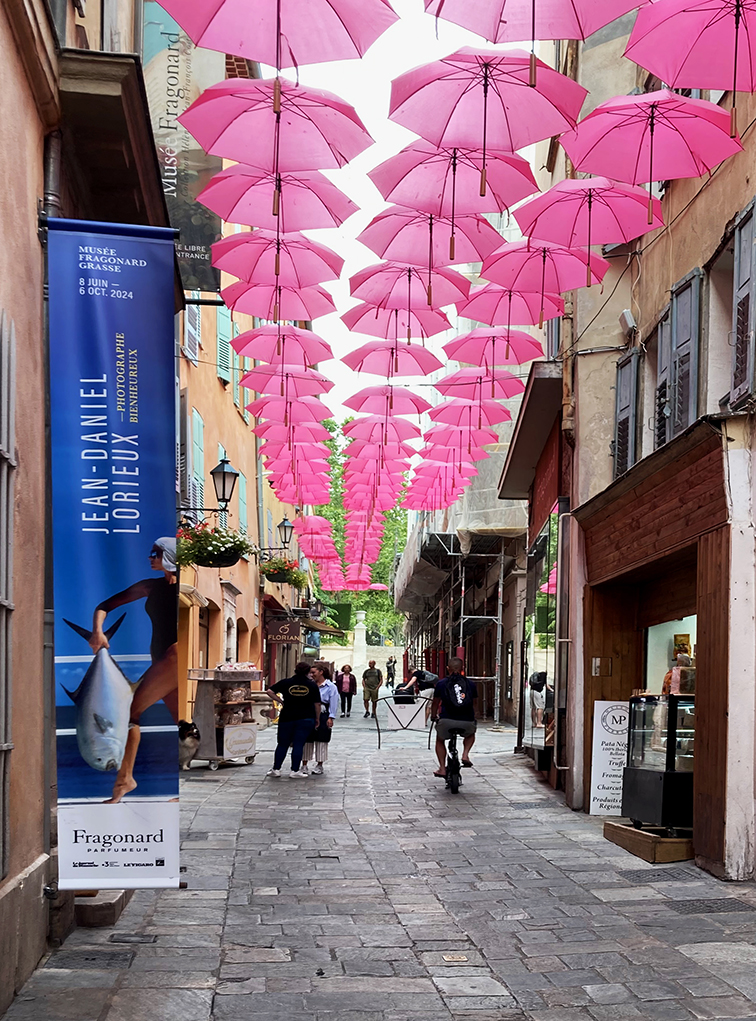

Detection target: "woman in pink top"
[336, 664, 357, 718]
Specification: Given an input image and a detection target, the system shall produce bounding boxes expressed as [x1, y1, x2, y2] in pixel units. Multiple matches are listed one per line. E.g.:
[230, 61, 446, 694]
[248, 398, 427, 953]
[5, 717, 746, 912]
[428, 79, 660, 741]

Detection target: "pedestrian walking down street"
[336, 663, 356, 717]
[362, 659, 383, 718]
[385, 656, 396, 690]
[265, 662, 322, 778]
[302, 664, 339, 775]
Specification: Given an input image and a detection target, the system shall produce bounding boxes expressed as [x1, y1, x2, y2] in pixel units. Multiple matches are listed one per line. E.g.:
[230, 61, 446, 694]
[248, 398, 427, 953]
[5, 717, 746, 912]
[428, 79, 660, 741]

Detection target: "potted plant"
[177, 521, 256, 569]
[259, 557, 308, 588]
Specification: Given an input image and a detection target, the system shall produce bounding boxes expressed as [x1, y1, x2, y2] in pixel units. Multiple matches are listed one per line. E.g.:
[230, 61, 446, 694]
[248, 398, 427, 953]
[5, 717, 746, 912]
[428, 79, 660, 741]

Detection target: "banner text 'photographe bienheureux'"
[48, 219, 179, 889]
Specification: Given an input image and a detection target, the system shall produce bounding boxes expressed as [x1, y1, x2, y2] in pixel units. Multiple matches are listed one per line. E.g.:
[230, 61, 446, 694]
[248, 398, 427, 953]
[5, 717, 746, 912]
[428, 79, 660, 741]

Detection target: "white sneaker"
[311, 764, 324, 775]
[289, 769, 308, 778]
[266, 768, 281, 777]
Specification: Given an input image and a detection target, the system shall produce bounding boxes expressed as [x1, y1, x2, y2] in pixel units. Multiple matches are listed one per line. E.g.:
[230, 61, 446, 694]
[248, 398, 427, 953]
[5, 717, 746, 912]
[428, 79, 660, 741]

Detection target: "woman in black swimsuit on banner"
[88, 537, 178, 803]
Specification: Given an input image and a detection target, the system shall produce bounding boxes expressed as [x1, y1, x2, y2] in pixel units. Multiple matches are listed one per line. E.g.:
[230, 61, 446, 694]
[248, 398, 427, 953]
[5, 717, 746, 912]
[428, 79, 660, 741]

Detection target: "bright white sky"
[265, 0, 527, 419]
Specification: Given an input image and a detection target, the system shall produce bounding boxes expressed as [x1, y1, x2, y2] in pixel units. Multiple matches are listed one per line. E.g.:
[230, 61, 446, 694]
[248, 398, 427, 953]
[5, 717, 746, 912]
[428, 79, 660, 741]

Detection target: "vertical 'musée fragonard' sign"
[142, 2, 224, 291]
[48, 219, 180, 890]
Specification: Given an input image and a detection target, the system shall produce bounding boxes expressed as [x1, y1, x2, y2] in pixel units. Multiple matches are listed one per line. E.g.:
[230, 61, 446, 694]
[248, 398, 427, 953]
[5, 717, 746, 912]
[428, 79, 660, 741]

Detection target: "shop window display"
[522, 510, 558, 752]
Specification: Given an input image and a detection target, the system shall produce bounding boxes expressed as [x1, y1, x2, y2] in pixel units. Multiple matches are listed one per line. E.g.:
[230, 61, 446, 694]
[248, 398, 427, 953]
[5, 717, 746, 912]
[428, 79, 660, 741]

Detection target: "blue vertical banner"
[48, 219, 180, 890]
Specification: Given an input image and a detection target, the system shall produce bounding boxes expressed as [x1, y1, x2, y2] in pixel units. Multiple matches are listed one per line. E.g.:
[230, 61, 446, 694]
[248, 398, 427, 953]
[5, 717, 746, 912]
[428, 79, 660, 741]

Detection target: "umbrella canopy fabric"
[246, 395, 333, 421]
[253, 422, 331, 441]
[481, 241, 609, 294]
[425, 0, 645, 43]
[443, 328, 544, 366]
[232, 324, 333, 366]
[389, 48, 588, 155]
[341, 303, 451, 340]
[346, 439, 417, 459]
[179, 77, 373, 169]
[368, 142, 538, 216]
[435, 367, 526, 399]
[294, 515, 333, 535]
[625, 0, 756, 134]
[198, 166, 358, 232]
[342, 339, 444, 377]
[357, 207, 503, 268]
[222, 281, 336, 321]
[457, 284, 564, 327]
[514, 177, 664, 250]
[212, 230, 344, 286]
[561, 90, 743, 187]
[425, 423, 498, 445]
[241, 365, 334, 397]
[158, 0, 398, 70]
[344, 385, 432, 415]
[429, 398, 512, 426]
[418, 444, 490, 462]
[343, 416, 421, 440]
[350, 262, 470, 309]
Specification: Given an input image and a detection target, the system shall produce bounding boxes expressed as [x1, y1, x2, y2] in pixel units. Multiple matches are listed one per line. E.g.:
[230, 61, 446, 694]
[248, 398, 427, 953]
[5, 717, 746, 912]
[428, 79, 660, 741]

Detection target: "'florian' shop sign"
[266, 621, 301, 644]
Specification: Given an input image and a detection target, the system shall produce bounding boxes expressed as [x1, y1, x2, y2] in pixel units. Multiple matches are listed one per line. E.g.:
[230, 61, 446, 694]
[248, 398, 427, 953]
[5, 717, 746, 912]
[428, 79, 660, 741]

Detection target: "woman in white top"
[302, 664, 339, 775]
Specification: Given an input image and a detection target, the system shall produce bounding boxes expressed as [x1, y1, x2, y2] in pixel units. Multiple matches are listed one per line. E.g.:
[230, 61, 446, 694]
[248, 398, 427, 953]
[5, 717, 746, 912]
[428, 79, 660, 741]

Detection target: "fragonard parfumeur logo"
[72, 828, 164, 850]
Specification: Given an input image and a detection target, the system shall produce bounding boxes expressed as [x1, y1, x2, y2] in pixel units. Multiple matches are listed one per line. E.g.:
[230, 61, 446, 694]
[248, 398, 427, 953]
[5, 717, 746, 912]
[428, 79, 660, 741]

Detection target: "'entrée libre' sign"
[266, 621, 301, 644]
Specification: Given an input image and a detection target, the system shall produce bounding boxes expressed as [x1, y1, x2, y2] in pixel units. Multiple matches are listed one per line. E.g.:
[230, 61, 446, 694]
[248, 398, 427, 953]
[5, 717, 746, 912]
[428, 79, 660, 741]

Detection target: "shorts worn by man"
[432, 657, 477, 777]
[362, 660, 383, 718]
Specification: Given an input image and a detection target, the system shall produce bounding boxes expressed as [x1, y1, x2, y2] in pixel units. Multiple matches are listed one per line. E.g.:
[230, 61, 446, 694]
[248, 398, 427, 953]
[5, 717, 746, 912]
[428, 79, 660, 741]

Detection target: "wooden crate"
[603, 820, 694, 863]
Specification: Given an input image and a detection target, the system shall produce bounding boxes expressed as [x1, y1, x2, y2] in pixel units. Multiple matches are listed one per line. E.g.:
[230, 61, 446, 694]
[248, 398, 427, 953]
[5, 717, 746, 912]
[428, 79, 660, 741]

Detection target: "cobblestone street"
[8, 713, 756, 1021]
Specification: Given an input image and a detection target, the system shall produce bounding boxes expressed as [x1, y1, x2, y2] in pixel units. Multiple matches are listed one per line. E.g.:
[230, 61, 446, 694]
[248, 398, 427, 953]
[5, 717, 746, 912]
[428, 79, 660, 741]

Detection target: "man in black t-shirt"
[266, 661, 322, 778]
[431, 657, 477, 778]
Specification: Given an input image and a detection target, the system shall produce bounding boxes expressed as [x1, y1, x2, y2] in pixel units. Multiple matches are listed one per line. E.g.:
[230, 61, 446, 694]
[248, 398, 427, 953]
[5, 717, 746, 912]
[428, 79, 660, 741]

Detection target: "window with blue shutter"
[238, 473, 248, 535]
[183, 290, 201, 365]
[217, 443, 227, 527]
[731, 205, 755, 408]
[655, 309, 672, 449]
[232, 348, 241, 408]
[670, 270, 702, 437]
[216, 305, 232, 383]
[613, 348, 639, 479]
[191, 408, 204, 520]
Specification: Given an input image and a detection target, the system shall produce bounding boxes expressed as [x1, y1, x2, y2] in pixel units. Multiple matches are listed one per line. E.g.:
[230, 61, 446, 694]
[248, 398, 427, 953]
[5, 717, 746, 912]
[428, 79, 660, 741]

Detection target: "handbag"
[308, 708, 332, 744]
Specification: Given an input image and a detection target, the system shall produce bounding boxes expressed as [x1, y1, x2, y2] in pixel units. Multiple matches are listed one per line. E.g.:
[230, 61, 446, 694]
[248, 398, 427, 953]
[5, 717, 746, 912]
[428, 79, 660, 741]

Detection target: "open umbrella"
[198, 166, 358, 231]
[232, 324, 333, 366]
[242, 365, 334, 398]
[341, 303, 451, 340]
[254, 422, 331, 442]
[342, 339, 444, 377]
[457, 283, 564, 328]
[344, 416, 421, 440]
[625, 0, 756, 136]
[418, 443, 490, 462]
[515, 177, 664, 282]
[389, 48, 587, 192]
[212, 229, 344, 286]
[158, 0, 398, 70]
[179, 77, 373, 170]
[481, 241, 609, 322]
[561, 90, 743, 221]
[429, 398, 513, 426]
[344, 385, 432, 415]
[435, 367, 526, 399]
[222, 280, 336, 321]
[350, 262, 470, 312]
[246, 394, 333, 423]
[443, 327, 544, 367]
[425, 423, 499, 445]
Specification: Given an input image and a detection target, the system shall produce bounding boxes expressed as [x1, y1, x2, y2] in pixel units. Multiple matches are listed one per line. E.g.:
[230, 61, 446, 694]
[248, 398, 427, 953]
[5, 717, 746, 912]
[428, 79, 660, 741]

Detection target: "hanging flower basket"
[177, 522, 256, 569]
[259, 557, 308, 588]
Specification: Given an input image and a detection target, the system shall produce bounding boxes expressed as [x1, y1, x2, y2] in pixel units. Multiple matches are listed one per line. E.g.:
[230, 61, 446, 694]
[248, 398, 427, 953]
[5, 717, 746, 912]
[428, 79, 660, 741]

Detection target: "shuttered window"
[613, 348, 639, 479]
[178, 388, 191, 504]
[731, 207, 755, 407]
[232, 348, 241, 408]
[216, 304, 232, 383]
[217, 443, 228, 528]
[183, 291, 201, 365]
[670, 271, 701, 436]
[191, 409, 204, 521]
[655, 310, 672, 449]
[238, 473, 248, 535]
[0, 312, 16, 879]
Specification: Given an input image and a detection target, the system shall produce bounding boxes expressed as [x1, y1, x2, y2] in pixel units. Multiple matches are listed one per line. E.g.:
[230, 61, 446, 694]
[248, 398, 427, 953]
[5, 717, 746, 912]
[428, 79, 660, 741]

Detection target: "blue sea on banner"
[48, 220, 178, 802]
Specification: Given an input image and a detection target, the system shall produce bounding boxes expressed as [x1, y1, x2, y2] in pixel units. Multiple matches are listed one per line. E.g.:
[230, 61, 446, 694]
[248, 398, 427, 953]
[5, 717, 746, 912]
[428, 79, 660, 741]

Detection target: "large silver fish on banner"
[62, 615, 137, 771]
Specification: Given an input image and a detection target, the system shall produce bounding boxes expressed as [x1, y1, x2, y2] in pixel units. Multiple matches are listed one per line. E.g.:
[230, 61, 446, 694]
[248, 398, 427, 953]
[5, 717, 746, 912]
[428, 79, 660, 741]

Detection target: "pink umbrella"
[180, 77, 373, 170]
[625, 0, 756, 137]
[198, 167, 358, 232]
[425, 423, 498, 445]
[350, 262, 470, 309]
[158, 0, 398, 70]
[232, 324, 333, 366]
[540, 562, 558, 595]
[341, 303, 451, 342]
[246, 394, 333, 422]
[346, 440, 417, 459]
[435, 367, 526, 400]
[368, 583, 389, 591]
[222, 281, 336, 321]
[429, 398, 512, 426]
[342, 339, 444, 377]
[418, 444, 490, 462]
[212, 230, 344, 286]
[254, 421, 331, 442]
[294, 516, 333, 535]
[344, 385, 432, 415]
[515, 178, 664, 280]
[344, 416, 421, 440]
[261, 440, 330, 459]
[389, 48, 587, 191]
[241, 365, 334, 397]
[457, 284, 564, 329]
[561, 90, 743, 222]
[347, 457, 410, 474]
[444, 328, 544, 367]
[357, 208, 504, 277]
[481, 241, 609, 324]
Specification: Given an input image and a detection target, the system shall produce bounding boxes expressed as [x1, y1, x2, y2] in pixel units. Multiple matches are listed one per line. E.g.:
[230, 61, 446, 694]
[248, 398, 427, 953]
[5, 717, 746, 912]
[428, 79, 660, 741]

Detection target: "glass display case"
[622, 695, 695, 828]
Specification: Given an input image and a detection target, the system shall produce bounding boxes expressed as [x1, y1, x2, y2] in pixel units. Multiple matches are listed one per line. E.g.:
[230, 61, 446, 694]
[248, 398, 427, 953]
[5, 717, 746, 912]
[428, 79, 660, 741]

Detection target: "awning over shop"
[498, 362, 562, 501]
[300, 617, 345, 637]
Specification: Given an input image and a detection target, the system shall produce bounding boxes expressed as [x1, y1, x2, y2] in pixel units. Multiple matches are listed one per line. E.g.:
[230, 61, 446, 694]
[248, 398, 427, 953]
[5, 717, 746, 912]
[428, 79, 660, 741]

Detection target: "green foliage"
[258, 556, 308, 588]
[176, 522, 256, 567]
[313, 419, 407, 644]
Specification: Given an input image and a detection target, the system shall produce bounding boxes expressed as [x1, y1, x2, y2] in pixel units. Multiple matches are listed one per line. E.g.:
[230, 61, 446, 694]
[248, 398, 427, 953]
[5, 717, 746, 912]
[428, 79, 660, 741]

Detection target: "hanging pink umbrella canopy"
[515, 177, 664, 257]
[457, 284, 564, 328]
[246, 394, 333, 422]
[418, 444, 490, 462]
[198, 167, 358, 232]
[350, 262, 470, 311]
[346, 439, 417, 459]
[241, 365, 334, 397]
[222, 280, 336, 321]
[625, 0, 756, 136]
[344, 385, 432, 416]
[179, 78, 373, 169]
[435, 367, 526, 399]
[342, 302, 451, 342]
[343, 416, 421, 440]
[389, 48, 588, 193]
[254, 421, 331, 442]
[357, 207, 504, 270]
[368, 583, 389, 591]
[158, 0, 398, 69]
[429, 398, 512, 426]
[294, 515, 333, 535]
[211, 230, 344, 287]
[232, 324, 333, 367]
[425, 423, 499, 445]
[342, 339, 444, 377]
[444, 328, 544, 366]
